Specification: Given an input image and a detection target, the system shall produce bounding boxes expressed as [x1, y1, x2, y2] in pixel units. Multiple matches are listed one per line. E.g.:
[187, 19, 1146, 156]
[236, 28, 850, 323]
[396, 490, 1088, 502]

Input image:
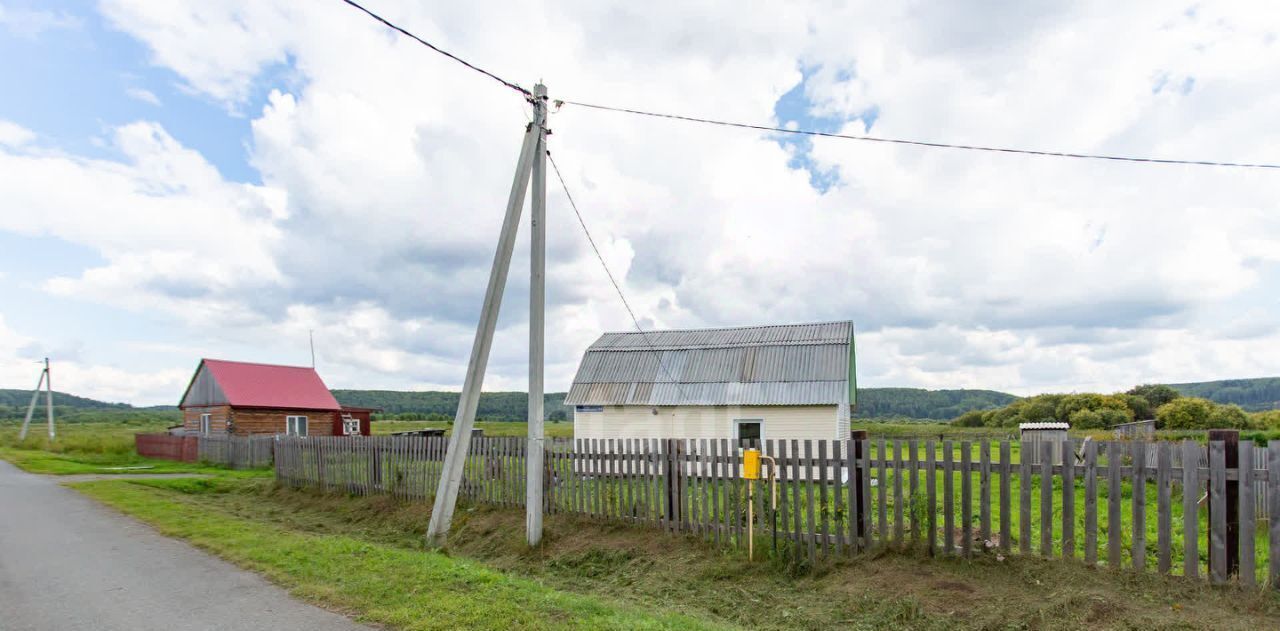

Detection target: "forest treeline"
[1168, 377, 1280, 411]
[953, 383, 1280, 431]
[4, 376, 1278, 425]
[332, 390, 574, 422]
[853, 388, 1016, 420]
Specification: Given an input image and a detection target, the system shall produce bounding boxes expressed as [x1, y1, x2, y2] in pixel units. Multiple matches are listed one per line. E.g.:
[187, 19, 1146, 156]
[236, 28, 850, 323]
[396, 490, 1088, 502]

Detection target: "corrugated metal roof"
[565, 321, 854, 407]
[179, 359, 341, 411]
[1019, 422, 1070, 430]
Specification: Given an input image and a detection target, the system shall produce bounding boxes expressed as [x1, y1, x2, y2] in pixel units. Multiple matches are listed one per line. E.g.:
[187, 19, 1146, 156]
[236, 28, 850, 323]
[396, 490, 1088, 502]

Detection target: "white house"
[565, 321, 856, 444]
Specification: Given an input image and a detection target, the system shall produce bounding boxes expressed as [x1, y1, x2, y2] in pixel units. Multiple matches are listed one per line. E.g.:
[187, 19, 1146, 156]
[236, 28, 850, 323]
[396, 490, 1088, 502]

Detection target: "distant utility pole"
[19, 358, 54, 441]
[426, 83, 549, 548]
[310, 329, 316, 368]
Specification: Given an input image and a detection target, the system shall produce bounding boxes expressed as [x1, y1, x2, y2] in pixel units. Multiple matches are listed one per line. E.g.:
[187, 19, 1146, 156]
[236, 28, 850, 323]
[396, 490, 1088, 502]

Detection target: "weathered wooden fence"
[274, 435, 1280, 588]
[135, 433, 198, 462]
[198, 435, 275, 469]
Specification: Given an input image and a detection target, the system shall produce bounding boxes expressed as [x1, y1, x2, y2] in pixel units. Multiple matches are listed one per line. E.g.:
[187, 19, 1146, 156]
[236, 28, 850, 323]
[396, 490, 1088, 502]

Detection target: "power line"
[340, 0, 531, 98]
[560, 100, 1280, 170]
[336, 2, 1274, 170]
[547, 150, 692, 398]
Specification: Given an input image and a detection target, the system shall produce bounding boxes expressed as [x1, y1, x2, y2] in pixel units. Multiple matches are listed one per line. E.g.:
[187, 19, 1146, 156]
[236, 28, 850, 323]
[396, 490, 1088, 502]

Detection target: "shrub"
[1252, 410, 1280, 430]
[1118, 394, 1152, 420]
[952, 410, 986, 427]
[1207, 404, 1249, 429]
[1068, 409, 1105, 430]
[1127, 384, 1181, 409]
[1055, 393, 1133, 424]
[1097, 407, 1132, 428]
[1155, 397, 1215, 430]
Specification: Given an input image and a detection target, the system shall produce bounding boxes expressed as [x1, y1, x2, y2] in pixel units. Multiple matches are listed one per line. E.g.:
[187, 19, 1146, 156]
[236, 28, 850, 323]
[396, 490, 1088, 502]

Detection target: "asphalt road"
[0, 460, 371, 631]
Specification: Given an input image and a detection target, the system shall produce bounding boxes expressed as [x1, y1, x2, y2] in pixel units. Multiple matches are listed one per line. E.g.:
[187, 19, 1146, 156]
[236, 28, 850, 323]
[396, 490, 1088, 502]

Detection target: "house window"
[199, 413, 211, 435]
[286, 415, 308, 437]
[342, 417, 360, 436]
[735, 419, 763, 447]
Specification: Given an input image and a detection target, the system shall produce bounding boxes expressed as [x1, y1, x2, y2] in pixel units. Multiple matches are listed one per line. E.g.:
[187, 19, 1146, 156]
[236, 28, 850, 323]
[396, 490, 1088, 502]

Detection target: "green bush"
[1068, 409, 1105, 430]
[1156, 397, 1215, 429]
[952, 410, 986, 427]
[1118, 394, 1152, 420]
[1207, 403, 1249, 429]
[1127, 384, 1182, 408]
[1252, 410, 1280, 430]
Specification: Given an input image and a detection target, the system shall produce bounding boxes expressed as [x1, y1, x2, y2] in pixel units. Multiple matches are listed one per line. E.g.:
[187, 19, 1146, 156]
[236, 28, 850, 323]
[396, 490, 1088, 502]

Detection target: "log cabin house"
[178, 358, 372, 437]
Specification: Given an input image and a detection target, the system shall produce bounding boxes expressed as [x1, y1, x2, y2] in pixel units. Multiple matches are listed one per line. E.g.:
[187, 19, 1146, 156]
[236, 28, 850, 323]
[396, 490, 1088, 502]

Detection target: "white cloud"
[0, 120, 34, 147]
[2, 0, 1276, 404]
[0, 314, 187, 405]
[0, 121, 285, 327]
[0, 4, 81, 39]
[125, 87, 161, 106]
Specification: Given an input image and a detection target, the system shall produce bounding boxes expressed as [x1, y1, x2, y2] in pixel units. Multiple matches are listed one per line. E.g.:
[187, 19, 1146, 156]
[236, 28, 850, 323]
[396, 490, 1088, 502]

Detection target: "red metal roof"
[200, 359, 341, 411]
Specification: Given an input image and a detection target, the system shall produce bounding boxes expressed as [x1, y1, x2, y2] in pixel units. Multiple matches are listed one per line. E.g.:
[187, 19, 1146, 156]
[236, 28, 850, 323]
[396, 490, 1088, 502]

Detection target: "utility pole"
[526, 83, 548, 546]
[310, 329, 316, 368]
[426, 83, 549, 548]
[20, 358, 54, 441]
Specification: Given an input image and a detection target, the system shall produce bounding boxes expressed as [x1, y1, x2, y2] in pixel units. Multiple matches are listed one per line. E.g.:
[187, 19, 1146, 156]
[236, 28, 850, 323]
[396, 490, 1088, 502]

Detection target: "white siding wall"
[573, 405, 840, 442]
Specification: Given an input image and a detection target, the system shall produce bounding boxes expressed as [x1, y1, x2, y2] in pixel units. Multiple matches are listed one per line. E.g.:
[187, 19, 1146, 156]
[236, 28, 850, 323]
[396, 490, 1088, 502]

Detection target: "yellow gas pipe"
[743, 449, 778, 562]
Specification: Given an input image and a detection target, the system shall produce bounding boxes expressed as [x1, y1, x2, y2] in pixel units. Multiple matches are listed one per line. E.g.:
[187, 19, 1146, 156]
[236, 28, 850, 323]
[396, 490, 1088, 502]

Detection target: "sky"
[1, 0, 1279, 406]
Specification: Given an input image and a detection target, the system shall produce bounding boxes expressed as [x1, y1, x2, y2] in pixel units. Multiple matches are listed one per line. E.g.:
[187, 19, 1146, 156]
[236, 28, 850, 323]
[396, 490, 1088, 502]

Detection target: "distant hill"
[1169, 377, 1280, 412]
[11, 377, 1276, 425]
[0, 389, 131, 410]
[0, 389, 178, 424]
[854, 388, 1018, 420]
[331, 387, 1017, 423]
[332, 390, 573, 422]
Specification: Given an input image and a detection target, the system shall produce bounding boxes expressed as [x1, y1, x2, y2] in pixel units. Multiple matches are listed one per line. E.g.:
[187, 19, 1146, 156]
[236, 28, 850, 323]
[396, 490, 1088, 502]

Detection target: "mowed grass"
[0, 420, 260, 475]
[73, 479, 721, 630]
[74, 475, 1280, 630]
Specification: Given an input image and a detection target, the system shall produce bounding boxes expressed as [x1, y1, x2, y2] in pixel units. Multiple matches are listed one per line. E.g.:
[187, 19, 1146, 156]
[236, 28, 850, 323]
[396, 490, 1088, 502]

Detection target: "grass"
[73, 475, 1280, 630]
[73, 479, 722, 630]
[0, 446, 267, 476]
[0, 419, 267, 475]
[373, 419, 575, 437]
[285, 429, 1272, 581]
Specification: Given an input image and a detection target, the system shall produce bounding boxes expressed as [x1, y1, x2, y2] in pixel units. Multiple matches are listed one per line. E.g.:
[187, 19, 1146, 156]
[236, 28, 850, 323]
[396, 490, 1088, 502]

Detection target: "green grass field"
[73, 479, 721, 630]
[71, 475, 1280, 630]
[277, 431, 1274, 586]
[372, 419, 575, 437]
[0, 419, 255, 475]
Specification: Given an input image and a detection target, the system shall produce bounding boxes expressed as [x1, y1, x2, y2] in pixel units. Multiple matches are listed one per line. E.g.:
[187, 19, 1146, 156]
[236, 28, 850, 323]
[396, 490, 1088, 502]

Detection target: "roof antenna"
[309, 329, 316, 368]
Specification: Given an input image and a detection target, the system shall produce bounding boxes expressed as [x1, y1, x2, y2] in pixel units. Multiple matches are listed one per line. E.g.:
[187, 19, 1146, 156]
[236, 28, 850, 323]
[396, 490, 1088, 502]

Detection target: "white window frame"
[734, 419, 764, 447]
[343, 417, 360, 436]
[286, 415, 308, 437]
[199, 413, 211, 435]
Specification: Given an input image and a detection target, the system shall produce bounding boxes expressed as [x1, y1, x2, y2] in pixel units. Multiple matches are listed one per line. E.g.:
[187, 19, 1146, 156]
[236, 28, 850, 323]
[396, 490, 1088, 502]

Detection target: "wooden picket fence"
[198, 435, 275, 469]
[273, 435, 1280, 588]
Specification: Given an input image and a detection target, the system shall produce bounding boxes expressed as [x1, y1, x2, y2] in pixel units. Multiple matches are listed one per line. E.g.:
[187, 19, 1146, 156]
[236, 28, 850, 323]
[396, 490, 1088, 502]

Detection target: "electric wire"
[340, 0, 532, 98]
[560, 100, 1280, 170]
[337, 2, 1275, 169]
[547, 149, 694, 401]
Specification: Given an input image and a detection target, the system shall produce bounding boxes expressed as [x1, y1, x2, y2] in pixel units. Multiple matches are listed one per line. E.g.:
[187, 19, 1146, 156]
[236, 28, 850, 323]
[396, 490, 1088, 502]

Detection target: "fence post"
[1208, 429, 1239, 578]
[851, 430, 868, 542]
[665, 438, 684, 530]
[377, 437, 388, 489]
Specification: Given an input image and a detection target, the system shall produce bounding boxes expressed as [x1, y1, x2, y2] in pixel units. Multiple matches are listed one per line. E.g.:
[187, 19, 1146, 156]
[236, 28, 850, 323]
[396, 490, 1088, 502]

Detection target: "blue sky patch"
[0, 0, 280, 184]
[771, 65, 877, 193]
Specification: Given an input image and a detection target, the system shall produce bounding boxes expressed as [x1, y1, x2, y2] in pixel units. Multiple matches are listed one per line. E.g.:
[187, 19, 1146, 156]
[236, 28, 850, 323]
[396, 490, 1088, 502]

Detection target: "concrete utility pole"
[526, 83, 548, 546]
[426, 83, 549, 548]
[19, 358, 54, 441]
